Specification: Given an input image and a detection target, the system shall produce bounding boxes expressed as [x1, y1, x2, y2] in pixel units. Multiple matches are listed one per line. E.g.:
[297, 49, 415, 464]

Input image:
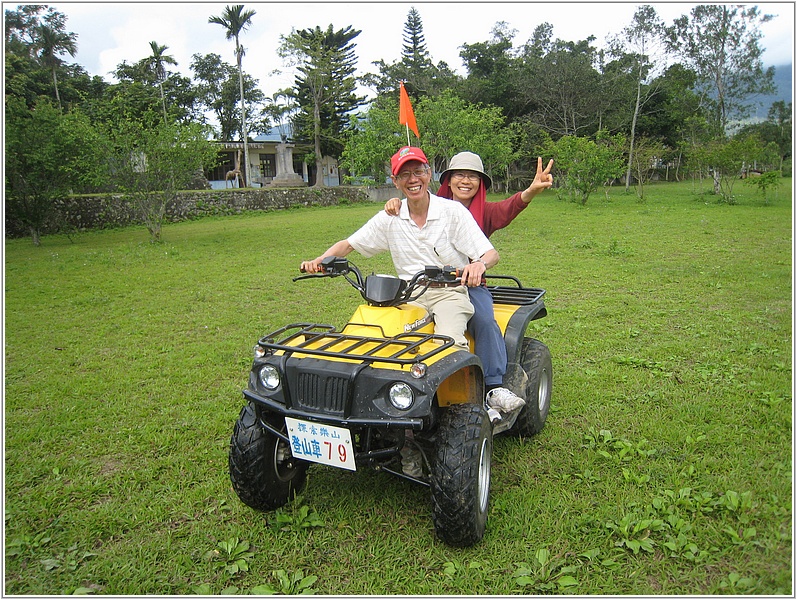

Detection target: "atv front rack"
[257, 323, 456, 366]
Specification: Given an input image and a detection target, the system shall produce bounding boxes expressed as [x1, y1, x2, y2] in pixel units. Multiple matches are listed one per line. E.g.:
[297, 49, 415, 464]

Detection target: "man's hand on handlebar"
[459, 260, 486, 287]
[300, 258, 324, 273]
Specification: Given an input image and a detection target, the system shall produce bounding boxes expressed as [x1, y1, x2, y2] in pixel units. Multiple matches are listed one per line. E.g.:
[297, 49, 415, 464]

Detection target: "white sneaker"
[486, 387, 526, 412]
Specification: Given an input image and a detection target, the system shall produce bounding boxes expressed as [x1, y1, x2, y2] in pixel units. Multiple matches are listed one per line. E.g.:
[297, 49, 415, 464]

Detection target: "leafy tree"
[743, 170, 782, 205]
[665, 4, 776, 133]
[209, 4, 256, 186]
[628, 136, 668, 200]
[528, 36, 604, 137]
[693, 134, 765, 203]
[339, 95, 401, 183]
[145, 41, 177, 122]
[737, 101, 792, 175]
[460, 22, 528, 121]
[4, 5, 98, 110]
[508, 116, 554, 191]
[638, 63, 709, 182]
[190, 52, 266, 139]
[548, 131, 625, 204]
[416, 90, 515, 181]
[5, 98, 103, 245]
[766, 101, 792, 174]
[102, 113, 218, 242]
[279, 24, 364, 186]
[341, 89, 515, 186]
[105, 60, 199, 126]
[4, 4, 44, 51]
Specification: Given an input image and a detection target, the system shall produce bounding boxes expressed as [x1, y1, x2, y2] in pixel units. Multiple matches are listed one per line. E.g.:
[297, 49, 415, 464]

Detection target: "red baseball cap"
[390, 146, 429, 176]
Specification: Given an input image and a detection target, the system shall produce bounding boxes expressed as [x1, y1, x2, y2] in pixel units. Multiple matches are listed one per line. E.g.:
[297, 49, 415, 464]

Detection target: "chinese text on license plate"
[284, 417, 356, 471]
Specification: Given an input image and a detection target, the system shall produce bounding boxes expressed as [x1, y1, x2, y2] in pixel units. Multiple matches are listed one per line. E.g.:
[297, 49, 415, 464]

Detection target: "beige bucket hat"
[439, 151, 492, 189]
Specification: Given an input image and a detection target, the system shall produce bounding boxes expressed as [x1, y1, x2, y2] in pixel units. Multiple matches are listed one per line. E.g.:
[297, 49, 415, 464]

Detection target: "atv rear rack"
[485, 277, 546, 306]
[258, 323, 456, 366]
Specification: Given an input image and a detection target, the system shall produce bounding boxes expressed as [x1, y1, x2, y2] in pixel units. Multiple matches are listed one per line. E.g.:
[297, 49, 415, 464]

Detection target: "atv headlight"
[388, 382, 414, 410]
[258, 364, 280, 390]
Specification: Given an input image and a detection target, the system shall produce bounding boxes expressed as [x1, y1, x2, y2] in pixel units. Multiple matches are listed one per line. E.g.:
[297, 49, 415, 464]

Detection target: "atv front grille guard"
[257, 323, 456, 365]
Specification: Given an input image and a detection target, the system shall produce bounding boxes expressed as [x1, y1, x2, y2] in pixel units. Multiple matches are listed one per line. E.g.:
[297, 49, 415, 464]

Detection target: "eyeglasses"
[450, 171, 481, 182]
[394, 167, 430, 181]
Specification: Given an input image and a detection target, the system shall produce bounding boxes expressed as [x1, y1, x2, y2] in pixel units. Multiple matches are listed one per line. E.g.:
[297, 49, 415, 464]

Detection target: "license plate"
[284, 417, 356, 471]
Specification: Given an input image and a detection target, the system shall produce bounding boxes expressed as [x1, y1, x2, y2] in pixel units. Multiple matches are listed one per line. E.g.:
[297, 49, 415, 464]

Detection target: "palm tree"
[35, 23, 77, 110]
[145, 41, 177, 122]
[209, 4, 256, 188]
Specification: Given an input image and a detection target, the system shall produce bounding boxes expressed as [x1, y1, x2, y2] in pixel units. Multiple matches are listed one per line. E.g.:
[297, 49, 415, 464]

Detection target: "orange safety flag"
[399, 82, 420, 138]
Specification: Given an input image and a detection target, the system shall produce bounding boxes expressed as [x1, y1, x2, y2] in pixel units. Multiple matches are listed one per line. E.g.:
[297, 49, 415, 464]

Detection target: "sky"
[36, 1, 796, 102]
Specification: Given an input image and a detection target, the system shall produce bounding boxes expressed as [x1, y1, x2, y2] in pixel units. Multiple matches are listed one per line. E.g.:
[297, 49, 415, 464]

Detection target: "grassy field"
[4, 180, 792, 595]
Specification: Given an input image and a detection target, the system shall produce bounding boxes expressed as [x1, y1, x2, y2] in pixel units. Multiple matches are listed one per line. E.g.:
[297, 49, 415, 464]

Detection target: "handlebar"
[294, 257, 463, 307]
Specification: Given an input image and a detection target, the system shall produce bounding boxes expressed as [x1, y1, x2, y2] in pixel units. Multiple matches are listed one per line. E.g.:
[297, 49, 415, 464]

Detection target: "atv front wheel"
[510, 338, 552, 437]
[229, 402, 309, 511]
[431, 404, 492, 547]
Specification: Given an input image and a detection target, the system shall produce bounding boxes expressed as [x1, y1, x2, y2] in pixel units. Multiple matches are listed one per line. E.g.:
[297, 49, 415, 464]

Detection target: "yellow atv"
[229, 256, 551, 547]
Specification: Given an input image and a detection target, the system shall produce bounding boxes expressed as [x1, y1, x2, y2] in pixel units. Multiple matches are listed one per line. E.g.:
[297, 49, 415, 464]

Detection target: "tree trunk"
[312, 97, 326, 187]
[158, 82, 168, 122]
[52, 68, 61, 111]
[625, 71, 643, 193]
[237, 45, 251, 188]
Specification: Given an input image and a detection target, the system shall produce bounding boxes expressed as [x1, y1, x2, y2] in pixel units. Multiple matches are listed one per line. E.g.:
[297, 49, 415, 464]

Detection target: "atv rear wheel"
[430, 403, 492, 547]
[510, 338, 552, 437]
[229, 402, 309, 511]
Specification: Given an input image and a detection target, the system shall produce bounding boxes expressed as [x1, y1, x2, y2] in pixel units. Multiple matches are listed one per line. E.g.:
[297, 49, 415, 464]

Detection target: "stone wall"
[5, 186, 397, 238]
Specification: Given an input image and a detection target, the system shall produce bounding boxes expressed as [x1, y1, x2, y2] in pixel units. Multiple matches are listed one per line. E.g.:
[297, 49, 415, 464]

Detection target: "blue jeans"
[467, 285, 507, 387]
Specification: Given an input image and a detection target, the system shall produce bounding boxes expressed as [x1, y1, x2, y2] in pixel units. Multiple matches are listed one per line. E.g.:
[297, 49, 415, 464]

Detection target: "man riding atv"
[301, 146, 523, 422]
[228, 146, 552, 547]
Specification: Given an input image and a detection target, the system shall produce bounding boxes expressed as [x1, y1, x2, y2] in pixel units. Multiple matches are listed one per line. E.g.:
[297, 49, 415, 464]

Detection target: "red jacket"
[481, 192, 527, 238]
[438, 177, 528, 239]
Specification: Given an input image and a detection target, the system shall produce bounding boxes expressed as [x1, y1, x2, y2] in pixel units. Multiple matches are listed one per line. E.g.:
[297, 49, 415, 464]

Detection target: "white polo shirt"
[348, 193, 494, 280]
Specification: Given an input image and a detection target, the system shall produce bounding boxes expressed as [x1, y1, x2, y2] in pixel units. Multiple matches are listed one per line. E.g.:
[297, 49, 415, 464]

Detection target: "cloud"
[48, 1, 794, 98]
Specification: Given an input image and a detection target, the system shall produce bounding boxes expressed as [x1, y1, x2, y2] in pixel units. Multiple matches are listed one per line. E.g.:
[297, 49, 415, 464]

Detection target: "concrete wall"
[5, 186, 397, 238]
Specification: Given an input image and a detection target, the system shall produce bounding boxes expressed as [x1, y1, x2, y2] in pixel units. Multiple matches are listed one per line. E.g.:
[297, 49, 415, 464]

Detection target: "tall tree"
[145, 41, 177, 122]
[401, 7, 432, 72]
[209, 4, 256, 186]
[34, 21, 77, 110]
[279, 24, 364, 187]
[362, 7, 456, 99]
[608, 5, 668, 190]
[665, 4, 776, 133]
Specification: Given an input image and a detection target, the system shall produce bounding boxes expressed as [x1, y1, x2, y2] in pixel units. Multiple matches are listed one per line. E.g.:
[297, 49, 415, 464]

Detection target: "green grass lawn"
[4, 180, 792, 595]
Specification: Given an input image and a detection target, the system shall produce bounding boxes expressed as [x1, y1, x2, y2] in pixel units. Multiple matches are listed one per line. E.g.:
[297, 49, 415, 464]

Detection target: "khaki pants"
[410, 286, 474, 348]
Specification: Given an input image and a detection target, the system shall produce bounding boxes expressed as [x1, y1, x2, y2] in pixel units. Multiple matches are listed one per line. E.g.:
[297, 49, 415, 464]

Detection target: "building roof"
[254, 123, 294, 143]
